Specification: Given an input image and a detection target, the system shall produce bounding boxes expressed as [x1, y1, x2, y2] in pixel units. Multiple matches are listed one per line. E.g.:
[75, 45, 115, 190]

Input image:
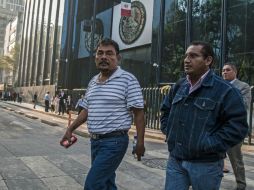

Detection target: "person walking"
[58, 90, 66, 115]
[44, 91, 50, 112]
[66, 95, 73, 114]
[60, 38, 145, 190]
[222, 63, 251, 190]
[33, 92, 38, 109]
[50, 96, 55, 112]
[75, 94, 85, 115]
[160, 41, 248, 190]
[54, 95, 60, 114]
[13, 92, 17, 102]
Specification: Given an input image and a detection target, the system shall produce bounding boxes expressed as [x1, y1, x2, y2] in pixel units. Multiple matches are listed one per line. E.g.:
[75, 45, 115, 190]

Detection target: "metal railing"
[142, 86, 170, 130]
[64, 85, 253, 144]
[143, 85, 254, 145]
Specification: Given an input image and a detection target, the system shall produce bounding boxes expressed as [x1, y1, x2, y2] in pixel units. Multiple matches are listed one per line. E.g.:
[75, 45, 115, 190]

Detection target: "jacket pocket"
[194, 98, 216, 119]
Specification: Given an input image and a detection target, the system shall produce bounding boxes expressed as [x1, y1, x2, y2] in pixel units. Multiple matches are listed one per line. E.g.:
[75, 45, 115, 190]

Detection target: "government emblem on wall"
[119, 1, 146, 44]
[84, 18, 104, 52]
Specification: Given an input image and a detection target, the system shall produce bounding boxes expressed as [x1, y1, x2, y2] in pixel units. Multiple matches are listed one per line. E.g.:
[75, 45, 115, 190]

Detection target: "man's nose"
[100, 54, 108, 59]
[184, 56, 190, 63]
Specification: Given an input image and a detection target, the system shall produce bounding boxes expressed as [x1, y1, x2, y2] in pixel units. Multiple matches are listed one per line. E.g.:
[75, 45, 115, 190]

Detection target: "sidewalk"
[1, 100, 165, 141]
[2, 100, 254, 151]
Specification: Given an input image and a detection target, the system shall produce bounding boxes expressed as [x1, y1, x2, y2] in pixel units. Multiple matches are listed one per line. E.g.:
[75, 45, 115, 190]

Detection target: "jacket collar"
[200, 70, 215, 87]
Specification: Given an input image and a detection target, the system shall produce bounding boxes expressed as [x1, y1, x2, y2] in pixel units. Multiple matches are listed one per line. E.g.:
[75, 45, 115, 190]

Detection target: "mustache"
[99, 61, 109, 65]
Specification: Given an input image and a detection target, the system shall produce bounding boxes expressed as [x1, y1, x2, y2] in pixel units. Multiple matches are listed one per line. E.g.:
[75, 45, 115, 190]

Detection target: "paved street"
[0, 100, 254, 190]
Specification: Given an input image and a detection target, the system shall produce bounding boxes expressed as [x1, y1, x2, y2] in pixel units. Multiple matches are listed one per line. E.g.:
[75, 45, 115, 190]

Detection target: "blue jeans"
[84, 134, 129, 190]
[165, 157, 224, 190]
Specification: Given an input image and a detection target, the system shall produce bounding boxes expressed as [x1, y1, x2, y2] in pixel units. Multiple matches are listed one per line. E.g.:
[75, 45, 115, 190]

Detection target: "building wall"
[157, 0, 254, 85]
[18, 0, 254, 91]
[3, 13, 23, 86]
[0, 0, 24, 55]
[59, 0, 154, 89]
[15, 84, 56, 104]
[0, 0, 23, 91]
[18, 0, 65, 88]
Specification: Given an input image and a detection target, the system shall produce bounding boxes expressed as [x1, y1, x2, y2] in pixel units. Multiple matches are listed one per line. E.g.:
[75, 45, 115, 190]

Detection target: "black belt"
[90, 130, 128, 140]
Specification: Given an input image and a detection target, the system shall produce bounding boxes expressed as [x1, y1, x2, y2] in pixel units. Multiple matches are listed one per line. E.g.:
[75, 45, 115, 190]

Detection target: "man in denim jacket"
[160, 41, 248, 190]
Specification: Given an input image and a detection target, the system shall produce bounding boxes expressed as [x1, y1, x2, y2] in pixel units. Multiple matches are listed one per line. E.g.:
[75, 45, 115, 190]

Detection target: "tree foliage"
[0, 55, 14, 70]
[161, 0, 254, 84]
[0, 44, 20, 71]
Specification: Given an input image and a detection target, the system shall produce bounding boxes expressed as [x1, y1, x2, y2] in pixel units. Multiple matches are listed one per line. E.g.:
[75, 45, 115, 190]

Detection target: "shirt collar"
[186, 69, 210, 94]
[230, 78, 237, 84]
[187, 69, 210, 87]
[93, 66, 124, 83]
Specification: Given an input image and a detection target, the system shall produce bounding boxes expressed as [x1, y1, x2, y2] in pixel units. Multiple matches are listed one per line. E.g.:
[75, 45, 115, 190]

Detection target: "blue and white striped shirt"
[80, 67, 144, 134]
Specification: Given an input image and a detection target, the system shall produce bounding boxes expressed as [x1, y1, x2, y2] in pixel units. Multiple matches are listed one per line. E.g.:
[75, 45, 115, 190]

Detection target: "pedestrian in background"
[13, 92, 17, 102]
[75, 94, 84, 115]
[54, 95, 60, 114]
[66, 95, 73, 114]
[50, 96, 55, 112]
[222, 63, 251, 190]
[160, 41, 248, 190]
[60, 38, 145, 190]
[33, 92, 38, 109]
[44, 91, 50, 112]
[18, 92, 22, 103]
[58, 90, 66, 115]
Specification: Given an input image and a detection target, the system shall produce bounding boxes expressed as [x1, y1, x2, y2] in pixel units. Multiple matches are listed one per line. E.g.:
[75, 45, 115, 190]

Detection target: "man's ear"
[117, 54, 121, 61]
[205, 56, 213, 67]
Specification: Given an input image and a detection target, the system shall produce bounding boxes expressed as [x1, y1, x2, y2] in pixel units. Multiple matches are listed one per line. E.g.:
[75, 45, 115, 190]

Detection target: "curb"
[41, 119, 59, 126]
[25, 114, 38, 119]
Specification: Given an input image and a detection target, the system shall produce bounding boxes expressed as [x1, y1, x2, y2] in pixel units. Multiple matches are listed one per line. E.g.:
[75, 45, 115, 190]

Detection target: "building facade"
[18, 0, 65, 87]
[0, 0, 24, 92]
[3, 12, 23, 86]
[18, 0, 254, 90]
[0, 0, 24, 55]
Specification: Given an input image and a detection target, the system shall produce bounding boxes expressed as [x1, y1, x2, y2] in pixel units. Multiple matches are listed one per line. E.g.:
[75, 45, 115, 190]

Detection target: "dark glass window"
[161, 0, 187, 83]
[226, 0, 254, 84]
[192, 0, 221, 74]
[121, 46, 151, 87]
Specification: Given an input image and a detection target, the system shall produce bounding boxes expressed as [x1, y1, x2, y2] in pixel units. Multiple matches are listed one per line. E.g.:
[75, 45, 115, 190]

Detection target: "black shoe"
[223, 168, 230, 173]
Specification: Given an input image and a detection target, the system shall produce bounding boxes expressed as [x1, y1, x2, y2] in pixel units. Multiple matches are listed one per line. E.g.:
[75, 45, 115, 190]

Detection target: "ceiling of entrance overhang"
[77, 0, 121, 21]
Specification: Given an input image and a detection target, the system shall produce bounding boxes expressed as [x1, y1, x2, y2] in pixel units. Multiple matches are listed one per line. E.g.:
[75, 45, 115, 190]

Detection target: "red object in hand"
[60, 135, 77, 148]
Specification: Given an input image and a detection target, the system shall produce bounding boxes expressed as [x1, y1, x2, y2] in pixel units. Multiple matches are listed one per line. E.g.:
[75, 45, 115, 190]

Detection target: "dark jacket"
[59, 93, 67, 105]
[160, 70, 248, 162]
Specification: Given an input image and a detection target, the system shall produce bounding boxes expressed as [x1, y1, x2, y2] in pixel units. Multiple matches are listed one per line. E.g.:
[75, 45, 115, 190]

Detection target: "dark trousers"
[59, 103, 65, 115]
[45, 100, 49, 112]
[227, 142, 246, 189]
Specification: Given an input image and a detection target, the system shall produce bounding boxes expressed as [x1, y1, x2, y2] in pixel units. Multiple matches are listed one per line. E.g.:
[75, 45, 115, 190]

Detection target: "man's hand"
[135, 142, 145, 161]
[60, 128, 72, 146]
[60, 109, 88, 147]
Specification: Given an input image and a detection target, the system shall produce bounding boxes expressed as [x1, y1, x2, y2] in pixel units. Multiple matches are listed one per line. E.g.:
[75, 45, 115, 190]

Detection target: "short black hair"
[96, 38, 120, 55]
[190, 41, 214, 63]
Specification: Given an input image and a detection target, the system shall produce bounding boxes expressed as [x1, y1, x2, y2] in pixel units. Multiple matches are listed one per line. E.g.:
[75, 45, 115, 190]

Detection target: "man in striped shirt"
[60, 38, 145, 190]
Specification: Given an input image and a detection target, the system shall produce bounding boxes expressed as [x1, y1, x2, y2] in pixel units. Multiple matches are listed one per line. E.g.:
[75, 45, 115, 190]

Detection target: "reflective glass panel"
[192, 0, 221, 74]
[161, 0, 187, 83]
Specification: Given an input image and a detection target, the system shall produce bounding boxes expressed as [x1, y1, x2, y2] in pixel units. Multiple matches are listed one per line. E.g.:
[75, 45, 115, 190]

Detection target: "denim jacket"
[160, 71, 248, 162]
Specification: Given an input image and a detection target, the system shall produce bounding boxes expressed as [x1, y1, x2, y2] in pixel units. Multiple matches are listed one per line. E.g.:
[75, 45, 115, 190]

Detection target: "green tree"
[0, 55, 14, 70]
[0, 44, 20, 86]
